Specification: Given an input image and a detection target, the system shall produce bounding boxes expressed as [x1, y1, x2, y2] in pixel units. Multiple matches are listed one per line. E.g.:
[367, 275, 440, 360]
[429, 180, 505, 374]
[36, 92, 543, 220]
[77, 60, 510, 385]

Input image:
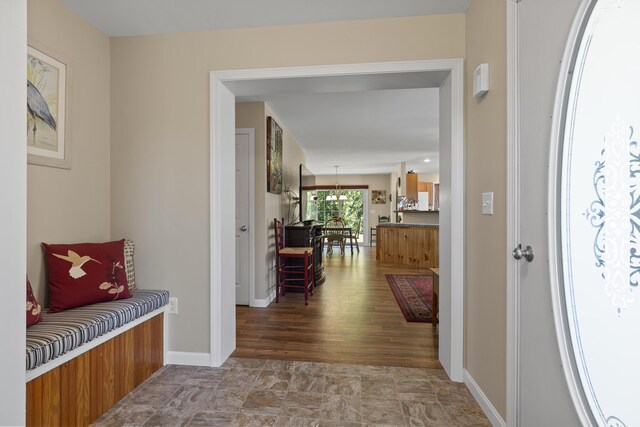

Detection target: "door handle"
[512, 244, 534, 262]
[240, 225, 248, 232]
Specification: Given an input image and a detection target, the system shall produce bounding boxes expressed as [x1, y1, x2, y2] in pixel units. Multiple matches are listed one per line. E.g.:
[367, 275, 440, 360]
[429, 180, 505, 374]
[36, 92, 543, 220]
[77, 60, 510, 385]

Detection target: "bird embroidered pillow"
[42, 240, 132, 312]
[26, 276, 42, 327]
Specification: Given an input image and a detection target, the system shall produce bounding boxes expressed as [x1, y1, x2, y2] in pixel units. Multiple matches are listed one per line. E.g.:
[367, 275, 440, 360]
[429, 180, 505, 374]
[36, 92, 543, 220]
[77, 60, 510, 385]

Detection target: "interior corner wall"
[235, 102, 306, 303]
[418, 173, 440, 183]
[464, 0, 508, 419]
[265, 104, 306, 227]
[390, 172, 398, 219]
[27, 0, 111, 305]
[263, 104, 306, 301]
[0, 1, 27, 424]
[110, 13, 465, 353]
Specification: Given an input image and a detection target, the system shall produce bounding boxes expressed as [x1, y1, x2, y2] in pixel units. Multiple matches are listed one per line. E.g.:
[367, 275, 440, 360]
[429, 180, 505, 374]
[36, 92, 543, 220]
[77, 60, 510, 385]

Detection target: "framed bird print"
[27, 45, 70, 169]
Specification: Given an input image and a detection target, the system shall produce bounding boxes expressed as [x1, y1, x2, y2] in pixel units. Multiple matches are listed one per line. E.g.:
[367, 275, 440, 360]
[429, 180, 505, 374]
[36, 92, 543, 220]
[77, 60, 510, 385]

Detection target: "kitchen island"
[375, 223, 439, 268]
[398, 210, 439, 225]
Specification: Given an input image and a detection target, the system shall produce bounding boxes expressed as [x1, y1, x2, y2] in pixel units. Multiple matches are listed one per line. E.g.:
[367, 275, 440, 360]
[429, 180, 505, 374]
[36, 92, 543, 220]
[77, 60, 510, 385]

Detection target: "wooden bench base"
[26, 313, 164, 426]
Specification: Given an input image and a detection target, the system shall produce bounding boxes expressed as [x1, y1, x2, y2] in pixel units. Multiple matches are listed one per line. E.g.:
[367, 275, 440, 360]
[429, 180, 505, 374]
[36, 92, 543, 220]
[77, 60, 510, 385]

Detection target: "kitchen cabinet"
[406, 173, 418, 200]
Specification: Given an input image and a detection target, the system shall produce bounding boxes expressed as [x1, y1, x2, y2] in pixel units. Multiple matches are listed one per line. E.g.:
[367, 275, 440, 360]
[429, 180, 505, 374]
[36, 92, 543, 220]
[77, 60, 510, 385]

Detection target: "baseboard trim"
[251, 289, 275, 308]
[251, 298, 270, 308]
[166, 351, 211, 366]
[464, 369, 506, 427]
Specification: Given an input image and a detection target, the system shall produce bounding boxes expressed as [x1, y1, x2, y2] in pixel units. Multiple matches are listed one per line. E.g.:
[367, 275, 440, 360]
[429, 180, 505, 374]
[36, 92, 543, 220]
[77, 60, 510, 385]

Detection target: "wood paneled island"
[375, 223, 439, 268]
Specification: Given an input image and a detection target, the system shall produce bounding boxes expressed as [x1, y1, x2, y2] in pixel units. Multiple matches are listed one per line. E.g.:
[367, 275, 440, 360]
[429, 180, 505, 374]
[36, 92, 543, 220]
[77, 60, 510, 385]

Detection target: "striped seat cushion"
[26, 289, 169, 371]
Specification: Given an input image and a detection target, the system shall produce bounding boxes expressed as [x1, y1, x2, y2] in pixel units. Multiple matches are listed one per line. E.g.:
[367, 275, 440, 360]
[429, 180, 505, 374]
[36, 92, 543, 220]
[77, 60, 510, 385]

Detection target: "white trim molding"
[506, 0, 521, 424]
[1, 1, 27, 424]
[210, 77, 224, 367]
[447, 58, 465, 383]
[209, 78, 237, 367]
[465, 370, 506, 427]
[210, 59, 465, 377]
[251, 298, 271, 308]
[166, 352, 212, 367]
[252, 288, 275, 308]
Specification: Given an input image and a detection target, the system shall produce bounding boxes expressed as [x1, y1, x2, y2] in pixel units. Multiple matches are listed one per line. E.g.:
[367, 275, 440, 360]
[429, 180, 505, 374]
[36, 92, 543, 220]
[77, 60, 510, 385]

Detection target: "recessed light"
[423, 158, 431, 163]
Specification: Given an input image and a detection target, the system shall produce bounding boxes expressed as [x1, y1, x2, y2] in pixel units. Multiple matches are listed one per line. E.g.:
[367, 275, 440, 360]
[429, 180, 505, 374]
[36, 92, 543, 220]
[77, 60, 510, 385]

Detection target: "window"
[304, 189, 366, 242]
[554, 1, 640, 425]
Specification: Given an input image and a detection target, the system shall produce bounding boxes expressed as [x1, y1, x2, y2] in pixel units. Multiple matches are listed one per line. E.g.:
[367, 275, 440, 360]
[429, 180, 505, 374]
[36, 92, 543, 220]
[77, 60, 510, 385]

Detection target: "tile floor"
[92, 357, 490, 426]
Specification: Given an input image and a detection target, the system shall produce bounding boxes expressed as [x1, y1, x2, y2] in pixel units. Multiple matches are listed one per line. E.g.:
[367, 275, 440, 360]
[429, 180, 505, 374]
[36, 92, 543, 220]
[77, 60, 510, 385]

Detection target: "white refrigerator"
[418, 192, 430, 210]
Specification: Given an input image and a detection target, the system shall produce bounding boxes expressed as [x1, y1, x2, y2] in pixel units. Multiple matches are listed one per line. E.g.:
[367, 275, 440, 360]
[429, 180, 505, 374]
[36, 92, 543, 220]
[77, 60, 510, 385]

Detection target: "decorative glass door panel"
[554, 1, 640, 425]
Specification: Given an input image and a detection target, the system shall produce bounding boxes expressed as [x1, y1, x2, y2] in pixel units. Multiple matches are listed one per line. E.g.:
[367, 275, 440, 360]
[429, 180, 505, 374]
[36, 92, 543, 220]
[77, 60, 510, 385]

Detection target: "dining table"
[320, 226, 355, 254]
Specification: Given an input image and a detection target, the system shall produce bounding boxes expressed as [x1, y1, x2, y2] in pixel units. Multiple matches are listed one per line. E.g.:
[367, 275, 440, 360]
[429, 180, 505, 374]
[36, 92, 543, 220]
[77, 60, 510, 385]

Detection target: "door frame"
[506, 0, 520, 424]
[361, 189, 369, 246]
[235, 128, 256, 307]
[209, 60, 465, 382]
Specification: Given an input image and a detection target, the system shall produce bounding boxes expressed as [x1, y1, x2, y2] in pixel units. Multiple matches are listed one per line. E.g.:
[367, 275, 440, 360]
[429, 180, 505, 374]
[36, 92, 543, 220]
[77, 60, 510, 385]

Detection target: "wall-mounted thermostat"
[473, 63, 490, 98]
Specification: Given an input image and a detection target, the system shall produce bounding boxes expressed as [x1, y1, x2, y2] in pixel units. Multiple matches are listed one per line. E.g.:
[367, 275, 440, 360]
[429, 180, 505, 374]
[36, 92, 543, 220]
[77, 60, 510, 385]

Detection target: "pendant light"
[326, 166, 348, 201]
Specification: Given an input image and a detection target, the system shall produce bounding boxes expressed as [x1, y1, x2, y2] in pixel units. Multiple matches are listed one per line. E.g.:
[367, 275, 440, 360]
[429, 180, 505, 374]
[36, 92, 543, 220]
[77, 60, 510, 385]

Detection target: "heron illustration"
[53, 250, 101, 279]
[27, 80, 56, 144]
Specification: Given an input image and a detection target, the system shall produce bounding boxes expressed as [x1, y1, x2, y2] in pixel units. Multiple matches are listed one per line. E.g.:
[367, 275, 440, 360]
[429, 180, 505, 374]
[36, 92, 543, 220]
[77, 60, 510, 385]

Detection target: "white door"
[235, 131, 251, 305]
[513, 0, 582, 425]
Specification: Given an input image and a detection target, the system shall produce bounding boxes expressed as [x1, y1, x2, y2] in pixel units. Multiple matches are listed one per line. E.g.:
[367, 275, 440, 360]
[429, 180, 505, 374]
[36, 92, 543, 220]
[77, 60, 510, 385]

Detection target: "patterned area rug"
[385, 274, 433, 323]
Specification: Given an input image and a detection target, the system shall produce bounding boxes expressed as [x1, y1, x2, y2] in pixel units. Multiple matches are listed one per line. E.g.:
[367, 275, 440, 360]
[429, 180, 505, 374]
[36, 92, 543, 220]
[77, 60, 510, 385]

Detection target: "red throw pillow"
[42, 240, 132, 312]
[26, 276, 42, 327]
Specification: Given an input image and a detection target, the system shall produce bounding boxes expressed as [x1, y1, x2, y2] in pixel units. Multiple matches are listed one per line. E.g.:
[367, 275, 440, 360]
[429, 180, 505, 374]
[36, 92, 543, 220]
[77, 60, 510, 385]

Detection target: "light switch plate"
[473, 63, 490, 98]
[482, 192, 494, 215]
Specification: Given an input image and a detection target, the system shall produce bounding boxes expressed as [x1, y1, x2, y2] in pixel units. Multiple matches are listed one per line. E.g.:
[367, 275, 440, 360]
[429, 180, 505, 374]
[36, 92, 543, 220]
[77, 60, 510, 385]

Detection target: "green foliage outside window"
[304, 190, 364, 238]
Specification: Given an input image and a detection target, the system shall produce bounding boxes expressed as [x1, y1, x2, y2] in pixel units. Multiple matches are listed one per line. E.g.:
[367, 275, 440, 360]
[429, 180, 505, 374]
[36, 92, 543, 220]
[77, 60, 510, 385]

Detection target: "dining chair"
[370, 215, 390, 246]
[274, 218, 315, 305]
[346, 218, 361, 253]
[323, 216, 347, 255]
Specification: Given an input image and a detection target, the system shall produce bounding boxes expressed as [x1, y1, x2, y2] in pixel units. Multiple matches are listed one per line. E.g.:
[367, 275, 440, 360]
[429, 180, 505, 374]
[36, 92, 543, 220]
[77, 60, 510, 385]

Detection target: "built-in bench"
[26, 290, 169, 426]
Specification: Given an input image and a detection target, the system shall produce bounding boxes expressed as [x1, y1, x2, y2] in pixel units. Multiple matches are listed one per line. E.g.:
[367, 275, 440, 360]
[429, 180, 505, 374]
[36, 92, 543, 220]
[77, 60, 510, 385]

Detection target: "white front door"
[513, 0, 582, 425]
[235, 131, 251, 305]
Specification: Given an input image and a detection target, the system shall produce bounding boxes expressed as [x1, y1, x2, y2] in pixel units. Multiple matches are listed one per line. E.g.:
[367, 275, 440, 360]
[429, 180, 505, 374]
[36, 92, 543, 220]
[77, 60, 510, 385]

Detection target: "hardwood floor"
[234, 246, 439, 368]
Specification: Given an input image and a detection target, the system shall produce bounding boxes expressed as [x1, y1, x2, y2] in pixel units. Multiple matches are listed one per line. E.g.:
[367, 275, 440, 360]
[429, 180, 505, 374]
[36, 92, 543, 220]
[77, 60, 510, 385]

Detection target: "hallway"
[234, 246, 439, 368]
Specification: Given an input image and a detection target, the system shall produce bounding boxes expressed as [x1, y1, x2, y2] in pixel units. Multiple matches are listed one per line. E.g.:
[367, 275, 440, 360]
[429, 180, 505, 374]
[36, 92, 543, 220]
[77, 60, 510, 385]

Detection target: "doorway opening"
[306, 189, 368, 246]
[210, 60, 464, 381]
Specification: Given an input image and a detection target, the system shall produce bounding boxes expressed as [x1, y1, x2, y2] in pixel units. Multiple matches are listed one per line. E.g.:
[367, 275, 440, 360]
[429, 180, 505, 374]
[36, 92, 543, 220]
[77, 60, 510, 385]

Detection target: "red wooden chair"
[274, 218, 315, 305]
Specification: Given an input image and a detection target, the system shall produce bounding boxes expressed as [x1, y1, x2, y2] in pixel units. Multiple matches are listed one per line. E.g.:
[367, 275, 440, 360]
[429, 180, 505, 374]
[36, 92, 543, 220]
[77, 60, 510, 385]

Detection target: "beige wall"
[390, 172, 399, 219]
[27, 0, 111, 305]
[401, 211, 439, 225]
[418, 173, 440, 183]
[316, 173, 391, 238]
[110, 14, 465, 353]
[265, 104, 306, 227]
[465, 0, 507, 419]
[236, 102, 306, 303]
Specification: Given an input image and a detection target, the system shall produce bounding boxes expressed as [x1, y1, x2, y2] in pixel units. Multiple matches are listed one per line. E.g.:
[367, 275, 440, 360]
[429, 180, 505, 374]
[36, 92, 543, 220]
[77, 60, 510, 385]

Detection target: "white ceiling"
[232, 72, 444, 176]
[58, 0, 457, 177]
[59, 0, 470, 37]
[245, 89, 440, 176]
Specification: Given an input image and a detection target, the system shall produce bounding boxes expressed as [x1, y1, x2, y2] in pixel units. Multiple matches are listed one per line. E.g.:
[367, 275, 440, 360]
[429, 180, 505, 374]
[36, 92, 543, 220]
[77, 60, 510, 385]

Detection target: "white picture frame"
[27, 45, 70, 169]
